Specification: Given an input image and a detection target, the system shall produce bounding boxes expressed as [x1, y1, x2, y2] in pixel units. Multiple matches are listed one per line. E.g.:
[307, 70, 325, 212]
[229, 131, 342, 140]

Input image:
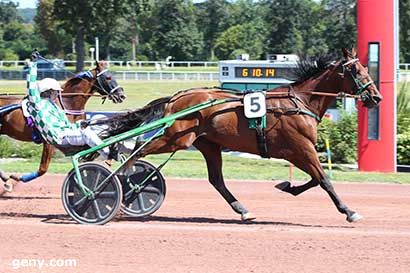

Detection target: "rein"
[265, 90, 361, 99]
[262, 88, 360, 123]
[57, 90, 107, 116]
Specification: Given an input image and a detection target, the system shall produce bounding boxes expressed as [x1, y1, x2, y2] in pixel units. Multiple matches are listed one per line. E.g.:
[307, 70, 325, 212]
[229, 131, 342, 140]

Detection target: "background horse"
[104, 49, 381, 223]
[0, 61, 126, 184]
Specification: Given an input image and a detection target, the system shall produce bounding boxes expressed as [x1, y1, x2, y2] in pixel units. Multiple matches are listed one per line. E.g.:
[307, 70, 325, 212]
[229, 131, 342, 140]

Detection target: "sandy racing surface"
[0, 174, 410, 272]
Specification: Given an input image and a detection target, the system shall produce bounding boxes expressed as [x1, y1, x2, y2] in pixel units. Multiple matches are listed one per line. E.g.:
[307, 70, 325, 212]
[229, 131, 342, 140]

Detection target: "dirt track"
[0, 174, 410, 273]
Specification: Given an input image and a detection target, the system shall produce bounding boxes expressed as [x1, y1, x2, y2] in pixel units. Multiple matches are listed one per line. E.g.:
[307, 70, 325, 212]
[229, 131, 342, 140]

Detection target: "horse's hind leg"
[10, 143, 54, 183]
[193, 137, 255, 221]
[276, 145, 361, 223]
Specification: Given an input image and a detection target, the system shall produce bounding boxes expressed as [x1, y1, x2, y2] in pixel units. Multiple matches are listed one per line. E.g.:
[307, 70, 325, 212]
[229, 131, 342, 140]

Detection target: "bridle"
[95, 69, 122, 99]
[341, 58, 375, 98]
[58, 68, 124, 116]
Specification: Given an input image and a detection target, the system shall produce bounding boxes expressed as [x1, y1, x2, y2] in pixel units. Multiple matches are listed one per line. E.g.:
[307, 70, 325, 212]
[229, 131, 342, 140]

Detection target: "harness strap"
[255, 122, 269, 158]
[0, 104, 20, 115]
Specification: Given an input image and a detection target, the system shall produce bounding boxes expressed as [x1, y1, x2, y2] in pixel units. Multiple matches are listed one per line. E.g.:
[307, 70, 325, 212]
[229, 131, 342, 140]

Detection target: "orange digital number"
[242, 68, 249, 77]
[253, 68, 262, 77]
[266, 68, 275, 77]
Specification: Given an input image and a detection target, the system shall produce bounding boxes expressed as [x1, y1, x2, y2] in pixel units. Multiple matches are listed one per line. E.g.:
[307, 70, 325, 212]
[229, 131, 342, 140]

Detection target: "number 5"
[244, 92, 266, 118]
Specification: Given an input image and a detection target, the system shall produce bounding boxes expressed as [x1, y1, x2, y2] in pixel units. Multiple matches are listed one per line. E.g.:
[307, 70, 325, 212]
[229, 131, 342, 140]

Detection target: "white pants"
[61, 126, 110, 158]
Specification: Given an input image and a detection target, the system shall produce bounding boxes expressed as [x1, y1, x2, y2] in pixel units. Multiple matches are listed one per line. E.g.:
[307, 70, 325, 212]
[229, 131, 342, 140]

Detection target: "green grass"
[1, 151, 409, 183]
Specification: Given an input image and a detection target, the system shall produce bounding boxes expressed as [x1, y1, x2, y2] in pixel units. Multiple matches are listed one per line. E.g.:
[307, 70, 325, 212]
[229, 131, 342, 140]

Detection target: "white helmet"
[37, 78, 62, 93]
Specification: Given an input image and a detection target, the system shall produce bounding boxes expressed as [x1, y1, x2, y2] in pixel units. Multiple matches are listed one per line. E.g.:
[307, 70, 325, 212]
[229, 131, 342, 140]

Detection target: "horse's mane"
[101, 87, 220, 138]
[291, 53, 339, 84]
[62, 69, 95, 89]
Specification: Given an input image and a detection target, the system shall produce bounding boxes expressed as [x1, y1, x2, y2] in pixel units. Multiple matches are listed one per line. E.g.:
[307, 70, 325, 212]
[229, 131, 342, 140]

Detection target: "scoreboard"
[219, 57, 297, 91]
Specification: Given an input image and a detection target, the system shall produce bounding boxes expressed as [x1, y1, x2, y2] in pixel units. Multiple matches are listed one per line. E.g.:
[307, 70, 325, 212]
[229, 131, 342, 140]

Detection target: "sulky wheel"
[62, 162, 123, 225]
[117, 160, 166, 217]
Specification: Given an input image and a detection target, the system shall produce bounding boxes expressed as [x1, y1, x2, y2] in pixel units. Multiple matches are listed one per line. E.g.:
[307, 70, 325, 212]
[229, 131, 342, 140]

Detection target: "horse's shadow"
[0, 211, 354, 229]
[115, 215, 354, 229]
[0, 196, 59, 200]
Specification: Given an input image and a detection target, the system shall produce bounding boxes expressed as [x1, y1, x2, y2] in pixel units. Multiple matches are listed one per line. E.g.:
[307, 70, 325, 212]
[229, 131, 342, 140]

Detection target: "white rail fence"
[2, 60, 410, 70]
[0, 60, 218, 69]
[0, 70, 219, 81]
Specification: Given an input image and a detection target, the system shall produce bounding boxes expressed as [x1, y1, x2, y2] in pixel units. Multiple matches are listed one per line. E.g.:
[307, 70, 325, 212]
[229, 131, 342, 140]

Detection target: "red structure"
[357, 0, 397, 172]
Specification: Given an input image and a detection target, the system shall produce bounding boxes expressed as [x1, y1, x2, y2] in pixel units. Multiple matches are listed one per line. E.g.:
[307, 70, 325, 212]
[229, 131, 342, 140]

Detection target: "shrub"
[0, 137, 43, 158]
[397, 130, 410, 165]
[317, 110, 358, 164]
[397, 83, 410, 164]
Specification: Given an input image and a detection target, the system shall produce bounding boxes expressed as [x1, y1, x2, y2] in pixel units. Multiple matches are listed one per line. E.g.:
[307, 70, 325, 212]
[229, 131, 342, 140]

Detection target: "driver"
[3, 75, 112, 191]
[28, 77, 111, 158]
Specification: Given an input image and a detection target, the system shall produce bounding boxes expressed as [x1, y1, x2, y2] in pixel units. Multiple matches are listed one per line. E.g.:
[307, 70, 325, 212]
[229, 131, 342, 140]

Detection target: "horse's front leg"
[9, 143, 54, 183]
[275, 142, 362, 223]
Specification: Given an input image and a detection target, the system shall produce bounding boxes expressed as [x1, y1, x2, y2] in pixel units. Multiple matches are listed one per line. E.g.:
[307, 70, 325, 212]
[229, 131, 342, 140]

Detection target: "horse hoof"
[3, 181, 13, 193]
[241, 212, 256, 222]
[0, 171, 10, 182]
[275, 181, 291, 192]
[346, 212, 363, 223]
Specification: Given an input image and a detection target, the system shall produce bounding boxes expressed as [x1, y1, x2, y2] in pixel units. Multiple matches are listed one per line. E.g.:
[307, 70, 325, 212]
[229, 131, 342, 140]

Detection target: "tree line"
[0, 0, 409, 71]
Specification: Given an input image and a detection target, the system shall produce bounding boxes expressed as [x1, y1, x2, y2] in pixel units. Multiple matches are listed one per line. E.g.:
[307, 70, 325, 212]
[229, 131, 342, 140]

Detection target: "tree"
[123, 0, 152, 61]
[227, 0, 263, 26]
[214, 23, 264, 60]
[299, 0, 328, 56]
[0, 1, 21, 24]
[196, 0, 230, 59]
[151, 0, 204, 60]
[263, 0, 308, 54]
[0, 1, 42, 59]
[400, 0, 410, 62]
[91, 0, 129, 60]
[322, 0, 357, 54]
[35, 0, 71, 57]
[53, 0, 95, 71]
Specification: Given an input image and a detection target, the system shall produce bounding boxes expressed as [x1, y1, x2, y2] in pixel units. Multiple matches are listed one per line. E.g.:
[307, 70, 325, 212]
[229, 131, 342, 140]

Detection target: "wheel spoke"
[143, 186, 161, 195]
[72, 195, 87, 209]
[92, 200, 104, 220]
[138, 194, 147, 212]
[77, 199, 93, 216]
[93, 171, 102, 190]
[97, 191, 117, 199]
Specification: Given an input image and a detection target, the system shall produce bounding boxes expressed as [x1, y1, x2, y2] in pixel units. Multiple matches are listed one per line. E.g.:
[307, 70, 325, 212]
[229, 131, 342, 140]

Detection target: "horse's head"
[93, 61, 126, 103]
[340, 48, 382, 108]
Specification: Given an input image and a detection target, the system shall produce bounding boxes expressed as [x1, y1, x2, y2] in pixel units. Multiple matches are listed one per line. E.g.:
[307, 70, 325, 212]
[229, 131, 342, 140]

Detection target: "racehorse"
[0, 61, 126, 185]
[103, 48, 382, 222]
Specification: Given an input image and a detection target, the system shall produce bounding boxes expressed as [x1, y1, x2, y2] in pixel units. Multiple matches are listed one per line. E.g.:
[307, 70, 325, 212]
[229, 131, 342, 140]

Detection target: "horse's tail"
[100, 96, 171, 138]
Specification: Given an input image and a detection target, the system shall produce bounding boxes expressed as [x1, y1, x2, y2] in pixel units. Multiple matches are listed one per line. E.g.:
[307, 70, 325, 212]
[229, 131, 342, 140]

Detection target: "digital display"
[234, 67, 293, 79]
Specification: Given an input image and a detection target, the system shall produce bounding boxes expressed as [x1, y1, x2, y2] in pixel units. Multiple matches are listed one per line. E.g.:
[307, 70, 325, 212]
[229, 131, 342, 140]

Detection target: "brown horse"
[0, 61, 126, 184]
[103, 48, 382, 222]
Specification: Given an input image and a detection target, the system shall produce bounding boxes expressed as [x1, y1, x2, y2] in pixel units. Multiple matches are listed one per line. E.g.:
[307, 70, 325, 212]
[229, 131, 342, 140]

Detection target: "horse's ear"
[341, 48, 350, 60]
[351, 48, 357, 58]
[96, 60, 107, 71]
[95, 60, 101, 70]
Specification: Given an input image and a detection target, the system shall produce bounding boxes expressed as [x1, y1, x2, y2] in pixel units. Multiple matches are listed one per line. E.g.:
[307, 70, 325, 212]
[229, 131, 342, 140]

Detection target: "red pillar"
[357, 0, 397, 172]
